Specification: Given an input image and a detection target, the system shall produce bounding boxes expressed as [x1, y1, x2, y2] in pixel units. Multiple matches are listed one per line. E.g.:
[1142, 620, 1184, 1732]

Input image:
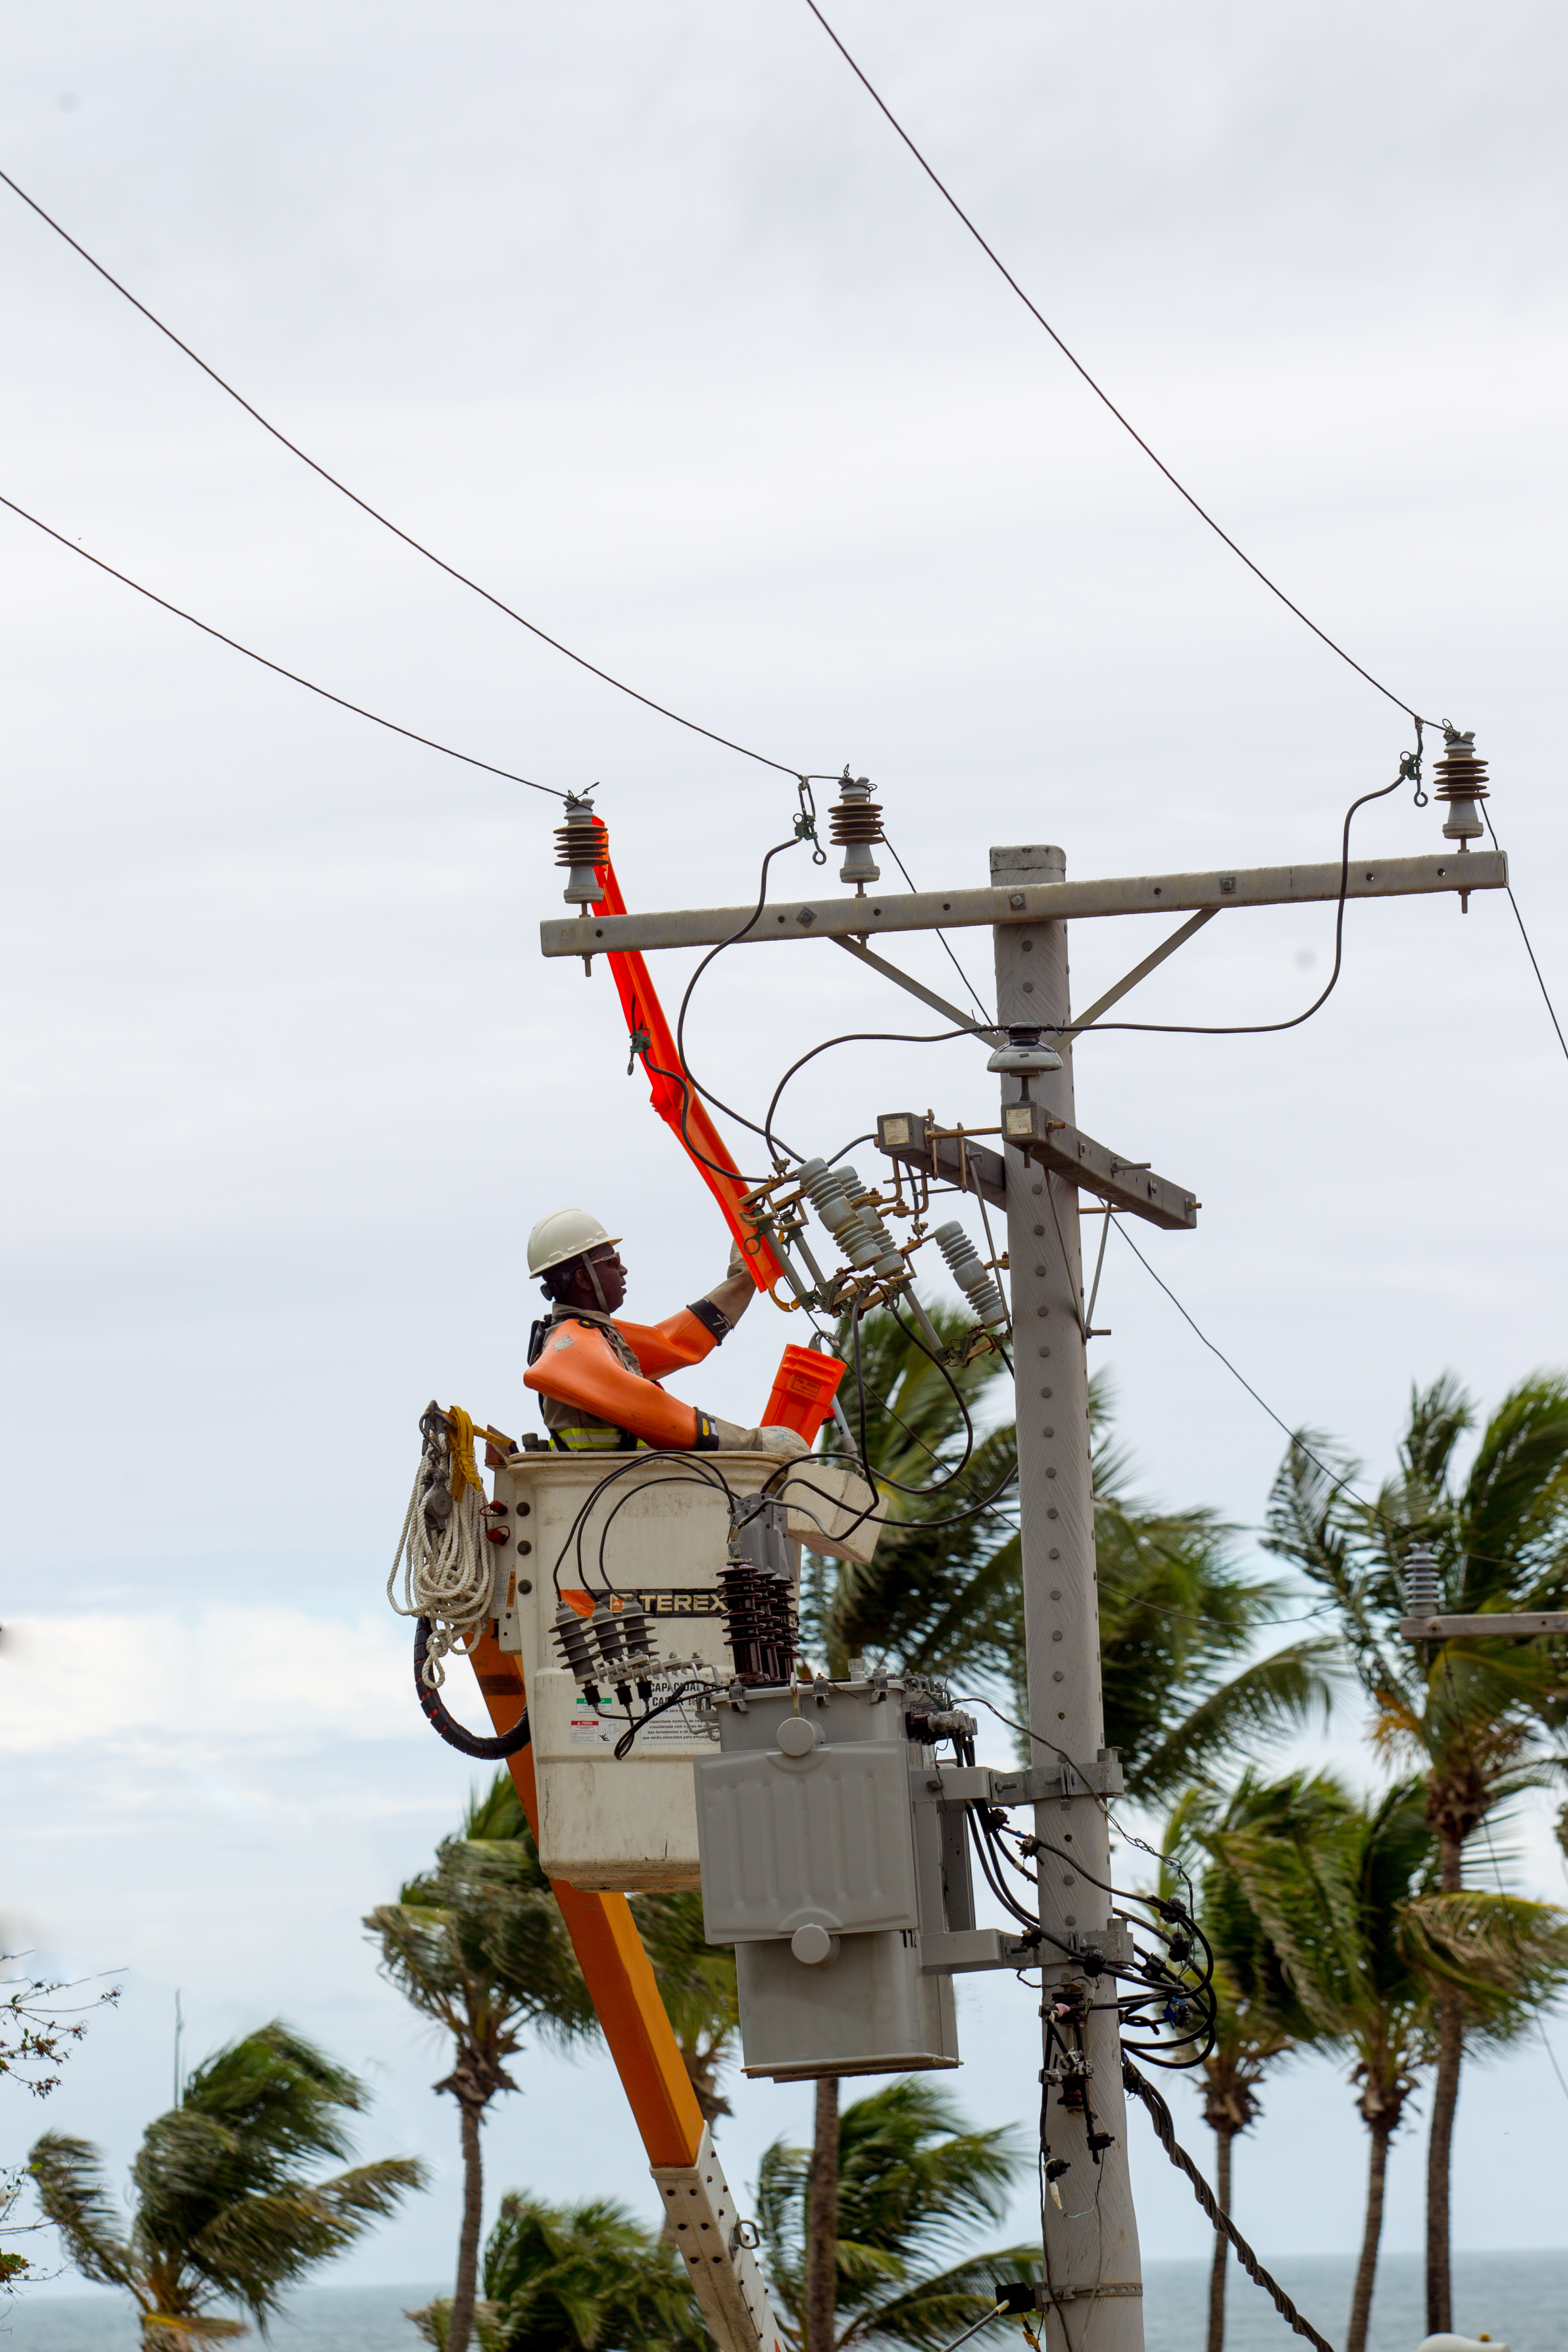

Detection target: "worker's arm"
[621, 1243, 757, 1379]
[524, 1319, 714, 1450]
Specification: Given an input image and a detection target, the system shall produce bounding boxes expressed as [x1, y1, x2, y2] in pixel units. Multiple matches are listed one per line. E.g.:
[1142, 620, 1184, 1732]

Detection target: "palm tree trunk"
[448, 2100, 485, 2352]
[1346, 2122, 1392, 2352]
[1426, 1829, 1465, 2338]
[805, 2074, 839, 2352]
[1205, 2124, 1232, 2352]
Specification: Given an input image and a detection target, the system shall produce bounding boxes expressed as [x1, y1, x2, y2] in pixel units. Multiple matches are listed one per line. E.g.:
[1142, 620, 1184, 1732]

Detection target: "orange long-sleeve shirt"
[524, 1303, 723, 1450]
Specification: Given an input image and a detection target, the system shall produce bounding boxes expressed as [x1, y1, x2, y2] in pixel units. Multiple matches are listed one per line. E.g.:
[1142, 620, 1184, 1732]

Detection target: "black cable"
[880, 829, 993, 1026]
[0, 166, 805, 781]
[675, 836, 808, 1162]
[549, 1448, 737, 1598]
[1053, 761, 1409, 1039]
[1112, 1223, 1376, 1513]
[612, 1679, 710, 1760]
[0, 492, 564, 796]
[1483, 809, 1568, 1067]
[763, 1025, 969, 1161]
[413, 1619, 531, 1759]
[798, 2, 1433, 733]
[1123, 2058, 1337, 2352]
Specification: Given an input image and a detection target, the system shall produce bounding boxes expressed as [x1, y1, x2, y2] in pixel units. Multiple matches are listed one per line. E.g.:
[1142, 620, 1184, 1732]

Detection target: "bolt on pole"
[992, 843, 1144, 2352]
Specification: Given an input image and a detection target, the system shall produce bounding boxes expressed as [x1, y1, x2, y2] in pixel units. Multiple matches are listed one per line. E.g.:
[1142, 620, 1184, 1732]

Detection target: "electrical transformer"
[694, 1676, 983, 2080]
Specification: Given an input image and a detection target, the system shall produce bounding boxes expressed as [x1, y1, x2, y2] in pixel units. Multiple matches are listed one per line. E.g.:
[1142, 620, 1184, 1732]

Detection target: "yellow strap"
[445, 1405, 485, 1498]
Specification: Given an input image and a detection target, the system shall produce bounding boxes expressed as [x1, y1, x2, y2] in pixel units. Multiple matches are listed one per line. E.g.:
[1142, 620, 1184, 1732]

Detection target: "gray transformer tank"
[693, 1677, 972, 2082]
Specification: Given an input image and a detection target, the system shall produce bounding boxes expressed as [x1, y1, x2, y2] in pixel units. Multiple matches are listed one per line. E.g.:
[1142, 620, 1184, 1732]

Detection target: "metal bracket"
[1035, 2282, 1144, 2309]
[913, 1752, 1125, 1807]
[831, 936, 1002, 1046]
[919, 1927, 1041, 1976]
[1069, 907, 1219, 1037]
[1000, 1101, 1198, 1230]
[876, 1112, 1005, 1209]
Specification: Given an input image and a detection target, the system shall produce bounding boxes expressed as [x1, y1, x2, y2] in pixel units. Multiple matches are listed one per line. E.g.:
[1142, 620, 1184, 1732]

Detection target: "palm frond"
[28, 2134, 135, 2289]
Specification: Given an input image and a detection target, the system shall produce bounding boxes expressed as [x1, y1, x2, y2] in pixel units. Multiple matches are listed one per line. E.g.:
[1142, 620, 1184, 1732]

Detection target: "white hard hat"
[527, 1209, 622, 1278]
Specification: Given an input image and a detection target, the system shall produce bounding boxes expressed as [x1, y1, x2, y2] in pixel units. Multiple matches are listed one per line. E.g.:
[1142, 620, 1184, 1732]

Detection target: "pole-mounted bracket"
[915, 1751, 1125, 1808]
[999, 1102, 1198, 1230]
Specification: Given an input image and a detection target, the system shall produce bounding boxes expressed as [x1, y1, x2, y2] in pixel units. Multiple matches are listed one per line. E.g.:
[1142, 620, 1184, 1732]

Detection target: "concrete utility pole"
[539, 808, 1507, 2344]
[993, 844, 1142, 2351]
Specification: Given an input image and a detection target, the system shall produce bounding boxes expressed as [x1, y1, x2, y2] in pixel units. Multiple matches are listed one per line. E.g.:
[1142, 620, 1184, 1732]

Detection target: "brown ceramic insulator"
[828, 793, 885, 847]
[555, 812, 610, 867]
[1432, 739, 1489, 806]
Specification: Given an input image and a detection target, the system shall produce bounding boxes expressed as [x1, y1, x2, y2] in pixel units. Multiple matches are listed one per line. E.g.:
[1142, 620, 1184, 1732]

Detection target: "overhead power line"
[798, 0, 1436, 729]
[0, 165, 801, 781]
[1485, 811, 1568, 1067]
[0, 491, 564, 797]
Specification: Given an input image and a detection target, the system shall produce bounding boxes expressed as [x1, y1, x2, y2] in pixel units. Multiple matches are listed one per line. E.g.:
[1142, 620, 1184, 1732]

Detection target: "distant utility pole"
[544, 813, 1506, 2350]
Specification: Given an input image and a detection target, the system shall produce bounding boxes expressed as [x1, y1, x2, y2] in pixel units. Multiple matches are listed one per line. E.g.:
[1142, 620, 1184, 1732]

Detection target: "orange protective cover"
[524, 1318, 701, 1450]
[760, 1344, 846, 1442]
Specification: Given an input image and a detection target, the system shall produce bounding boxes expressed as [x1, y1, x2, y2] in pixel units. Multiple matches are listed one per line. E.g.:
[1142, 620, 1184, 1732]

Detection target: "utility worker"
[523, 1210, 808, 1456]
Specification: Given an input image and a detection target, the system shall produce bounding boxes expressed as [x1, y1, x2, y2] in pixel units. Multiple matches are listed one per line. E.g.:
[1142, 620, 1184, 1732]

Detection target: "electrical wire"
[1113, 1222, 1373, 1511]
[0, 490, 564, 796]
[0, 165, 806, 781]
[1112, 1220, 1544, 1591]
[762, 1024, 970, 1160]
[1052, 758, 1411, 1040]
[1483, 809, 1568, 1067]
[675, 835, 810, 1167]
[797, 0, 1433, 732]
[881, 828, 993, 1026]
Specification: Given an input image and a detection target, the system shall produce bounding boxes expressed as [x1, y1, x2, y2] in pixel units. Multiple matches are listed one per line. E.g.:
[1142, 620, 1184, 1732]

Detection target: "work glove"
[709, 1417, 810, 1459]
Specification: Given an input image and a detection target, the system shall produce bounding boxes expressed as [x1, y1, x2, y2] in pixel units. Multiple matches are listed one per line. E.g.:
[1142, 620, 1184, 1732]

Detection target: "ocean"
[4, 2251, 1564, 2348]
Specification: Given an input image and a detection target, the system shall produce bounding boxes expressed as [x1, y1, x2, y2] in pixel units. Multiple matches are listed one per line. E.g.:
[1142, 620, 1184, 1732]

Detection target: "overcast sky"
[3, 0, 1567, 2321]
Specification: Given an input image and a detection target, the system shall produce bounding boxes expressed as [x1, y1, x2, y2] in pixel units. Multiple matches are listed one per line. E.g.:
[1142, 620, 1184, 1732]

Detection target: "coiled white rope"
[388, 1412, 494, 1685]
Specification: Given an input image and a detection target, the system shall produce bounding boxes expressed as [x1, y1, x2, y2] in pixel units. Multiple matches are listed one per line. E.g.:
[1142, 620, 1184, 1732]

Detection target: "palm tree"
[1265, 1371, 1568, 2332]
[756, 2078, 1037, 2352]
[367, 1790, 598, 2352]
[803, 1313, 1332, 2349]
[412, 2190, 710, 2352]
[811, 1314, 1335, 1798]
[458, 1768, 742, 2140]
[1174, 1781, 1315, 2352]
[30, 2023, 422, 2345]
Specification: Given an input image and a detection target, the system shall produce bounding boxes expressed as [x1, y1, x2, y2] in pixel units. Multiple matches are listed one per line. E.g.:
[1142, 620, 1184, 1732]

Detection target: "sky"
[3, 0, 1568, 2320]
